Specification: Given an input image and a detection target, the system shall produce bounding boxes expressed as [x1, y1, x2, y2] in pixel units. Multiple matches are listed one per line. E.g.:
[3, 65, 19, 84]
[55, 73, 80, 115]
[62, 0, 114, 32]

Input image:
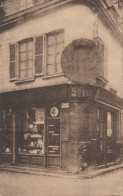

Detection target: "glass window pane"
[19, 108, 45, 155]
[20, 62, 27, 70]
[28, 51, 33, 60]
[48, 55, 55, 64]
[56, 53, 61, 63]
[20, 52, 26, 61]
[47, 64, 56, 75]
[20, 0, 26, 7]
[27, 0, 33, 4]
[56, 32, 64, 43]
[107, 112, 112, 137]
[2, 112, 11, 153]
[48, 35, 56, 45]
[27, 41, 33, 50]
[20, 43, 26, 52]
[28, 68, 33, 78]
[20, 70, 27, 79]
[48, 45, 56, 55]
[28, 60, 33, 69]
[57, 43, 64, 53]
[56, 63, 62, 73]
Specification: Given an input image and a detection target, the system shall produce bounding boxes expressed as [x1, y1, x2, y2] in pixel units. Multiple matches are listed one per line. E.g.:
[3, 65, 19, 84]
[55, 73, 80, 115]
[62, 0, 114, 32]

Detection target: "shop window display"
[2, 110, 11, 153]
[18, 108, 45, 155]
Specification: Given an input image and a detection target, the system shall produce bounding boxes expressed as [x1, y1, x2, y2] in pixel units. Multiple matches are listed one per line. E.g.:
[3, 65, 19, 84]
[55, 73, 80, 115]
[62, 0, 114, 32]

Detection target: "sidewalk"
[0, 163, 123, 179]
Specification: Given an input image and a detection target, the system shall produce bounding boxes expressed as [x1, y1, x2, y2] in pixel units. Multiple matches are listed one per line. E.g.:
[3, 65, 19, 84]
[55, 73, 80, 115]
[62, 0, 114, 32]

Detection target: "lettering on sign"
[70, 87, 93, 98]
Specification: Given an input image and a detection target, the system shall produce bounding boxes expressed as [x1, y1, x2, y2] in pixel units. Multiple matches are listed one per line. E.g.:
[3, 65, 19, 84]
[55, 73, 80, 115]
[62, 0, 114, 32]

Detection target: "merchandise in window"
[2, 110, 11, 153]
[18, 108, 45, 155]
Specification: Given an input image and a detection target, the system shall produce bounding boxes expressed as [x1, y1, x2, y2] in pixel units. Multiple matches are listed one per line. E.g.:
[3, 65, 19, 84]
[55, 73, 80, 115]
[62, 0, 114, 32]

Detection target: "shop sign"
[50, 107, 59, 117]
[61, 103, 69, 108]
[70, 87, 93, 98]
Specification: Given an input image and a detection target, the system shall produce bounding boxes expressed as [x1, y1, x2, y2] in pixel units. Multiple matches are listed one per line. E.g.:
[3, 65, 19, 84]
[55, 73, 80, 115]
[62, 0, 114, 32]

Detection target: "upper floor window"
[46, 30, 64, 75]
[10, 36, 44, 81]
[19, 0, 34, 10]
[19, 39, 33, 80]
[9, 30, 64, 82]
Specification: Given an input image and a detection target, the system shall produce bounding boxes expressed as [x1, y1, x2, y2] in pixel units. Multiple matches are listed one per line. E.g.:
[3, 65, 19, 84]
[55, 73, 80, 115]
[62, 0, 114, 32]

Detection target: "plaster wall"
[0, 3, 122, 97]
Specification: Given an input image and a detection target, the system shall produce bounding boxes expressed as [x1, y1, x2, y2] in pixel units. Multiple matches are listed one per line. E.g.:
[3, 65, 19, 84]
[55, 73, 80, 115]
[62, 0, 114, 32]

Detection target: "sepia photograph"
[0, 0, 123, 195]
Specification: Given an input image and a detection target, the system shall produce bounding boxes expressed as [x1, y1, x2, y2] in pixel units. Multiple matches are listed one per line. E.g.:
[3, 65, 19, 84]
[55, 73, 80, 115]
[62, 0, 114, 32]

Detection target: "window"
[19, 0, 34, 10]
[9, 36, 44, 81]
[9, 30, 64, 81]
[1, 110, 12, 153]
[46, 30, 64, 75]
[19, 39, 33, 80]
[18, 108, 45, 155]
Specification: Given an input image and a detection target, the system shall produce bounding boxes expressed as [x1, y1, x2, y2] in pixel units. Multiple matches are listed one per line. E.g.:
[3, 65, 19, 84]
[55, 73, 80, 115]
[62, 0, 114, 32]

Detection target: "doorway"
[46, 105, 60, 167]
[96, 109, 116, 166]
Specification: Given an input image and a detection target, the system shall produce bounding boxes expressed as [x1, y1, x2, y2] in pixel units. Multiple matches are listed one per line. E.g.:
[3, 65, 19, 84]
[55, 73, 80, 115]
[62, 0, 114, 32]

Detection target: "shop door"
[97, 110, 116, 166]
[46, 106, 60, 167]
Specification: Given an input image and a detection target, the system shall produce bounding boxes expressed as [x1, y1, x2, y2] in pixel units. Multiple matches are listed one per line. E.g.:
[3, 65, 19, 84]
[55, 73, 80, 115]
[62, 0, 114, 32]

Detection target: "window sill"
[43, 73, 64, 79]
[15, 78, 35, 84]
[35, 73, 44, 77]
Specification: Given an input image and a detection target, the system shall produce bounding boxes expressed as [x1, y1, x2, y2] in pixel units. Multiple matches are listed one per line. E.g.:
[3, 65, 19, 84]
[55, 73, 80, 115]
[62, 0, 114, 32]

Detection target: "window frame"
[18, 0, 35, 11]
[18, 38, 34, 81]
[45, 29, 64, 76]
[9, 29, 64, 82]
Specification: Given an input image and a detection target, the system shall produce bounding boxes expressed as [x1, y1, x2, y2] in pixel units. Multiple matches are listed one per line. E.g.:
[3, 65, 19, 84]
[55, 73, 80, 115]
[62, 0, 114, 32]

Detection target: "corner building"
[0, 0, 123, 172]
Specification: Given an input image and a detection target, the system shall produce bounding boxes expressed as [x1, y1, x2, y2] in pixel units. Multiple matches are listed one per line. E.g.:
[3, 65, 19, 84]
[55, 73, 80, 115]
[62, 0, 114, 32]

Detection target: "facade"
[0, 0, 123, 172]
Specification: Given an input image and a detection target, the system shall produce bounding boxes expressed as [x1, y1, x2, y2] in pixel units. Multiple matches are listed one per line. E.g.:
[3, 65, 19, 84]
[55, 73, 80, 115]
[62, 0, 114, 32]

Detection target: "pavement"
[0, 169, 122, 196]
[0, 162, 123, 179]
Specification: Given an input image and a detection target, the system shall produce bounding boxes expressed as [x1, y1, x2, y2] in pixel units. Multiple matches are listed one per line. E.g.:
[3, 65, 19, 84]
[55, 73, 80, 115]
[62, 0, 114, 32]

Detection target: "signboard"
[61, 38, 104, 84]
[61, 103, 69, 108]
[69, 86, 94, 98]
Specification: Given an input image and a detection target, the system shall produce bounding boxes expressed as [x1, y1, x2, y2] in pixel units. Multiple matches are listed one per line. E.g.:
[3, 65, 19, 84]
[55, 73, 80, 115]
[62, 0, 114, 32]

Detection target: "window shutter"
[9, 43, 16, 80]
[34, 35, 44, 75]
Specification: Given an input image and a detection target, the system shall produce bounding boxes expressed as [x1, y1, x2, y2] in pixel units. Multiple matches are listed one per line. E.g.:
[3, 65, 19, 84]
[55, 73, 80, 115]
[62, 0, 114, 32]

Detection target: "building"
[0, 0, 123, 172]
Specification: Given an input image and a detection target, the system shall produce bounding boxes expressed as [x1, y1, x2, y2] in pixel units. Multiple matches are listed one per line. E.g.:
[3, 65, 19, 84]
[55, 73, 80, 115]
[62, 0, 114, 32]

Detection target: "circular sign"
[50, 107, 59, 117]
[61, 38, 104, 84]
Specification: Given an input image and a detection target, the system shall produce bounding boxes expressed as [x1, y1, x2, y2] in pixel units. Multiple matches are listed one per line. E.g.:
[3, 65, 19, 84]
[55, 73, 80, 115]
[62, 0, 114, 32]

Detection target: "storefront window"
[97, 109, 105, 153]
[2, 110, 11, 153]
[106, 112, 113, 153]
[18, 108, 45, 155]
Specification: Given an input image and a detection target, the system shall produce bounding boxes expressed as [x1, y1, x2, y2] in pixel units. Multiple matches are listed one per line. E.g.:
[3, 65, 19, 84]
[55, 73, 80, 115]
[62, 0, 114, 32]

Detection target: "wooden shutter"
[9, 43, 16, 80]
[34, 35, 44, 75]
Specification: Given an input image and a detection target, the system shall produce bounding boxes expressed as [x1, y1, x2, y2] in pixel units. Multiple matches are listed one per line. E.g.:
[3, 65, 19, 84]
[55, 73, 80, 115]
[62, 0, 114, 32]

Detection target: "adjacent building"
[0, 0, 123, 172]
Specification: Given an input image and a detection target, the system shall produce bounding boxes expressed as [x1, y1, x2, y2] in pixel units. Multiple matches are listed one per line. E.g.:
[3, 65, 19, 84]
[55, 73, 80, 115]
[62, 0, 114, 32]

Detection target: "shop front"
[0, 84, 122, 170]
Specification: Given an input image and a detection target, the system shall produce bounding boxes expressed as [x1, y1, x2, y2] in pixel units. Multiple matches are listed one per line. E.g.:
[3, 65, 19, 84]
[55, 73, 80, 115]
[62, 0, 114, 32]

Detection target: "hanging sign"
[61, 38, 104, 84]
